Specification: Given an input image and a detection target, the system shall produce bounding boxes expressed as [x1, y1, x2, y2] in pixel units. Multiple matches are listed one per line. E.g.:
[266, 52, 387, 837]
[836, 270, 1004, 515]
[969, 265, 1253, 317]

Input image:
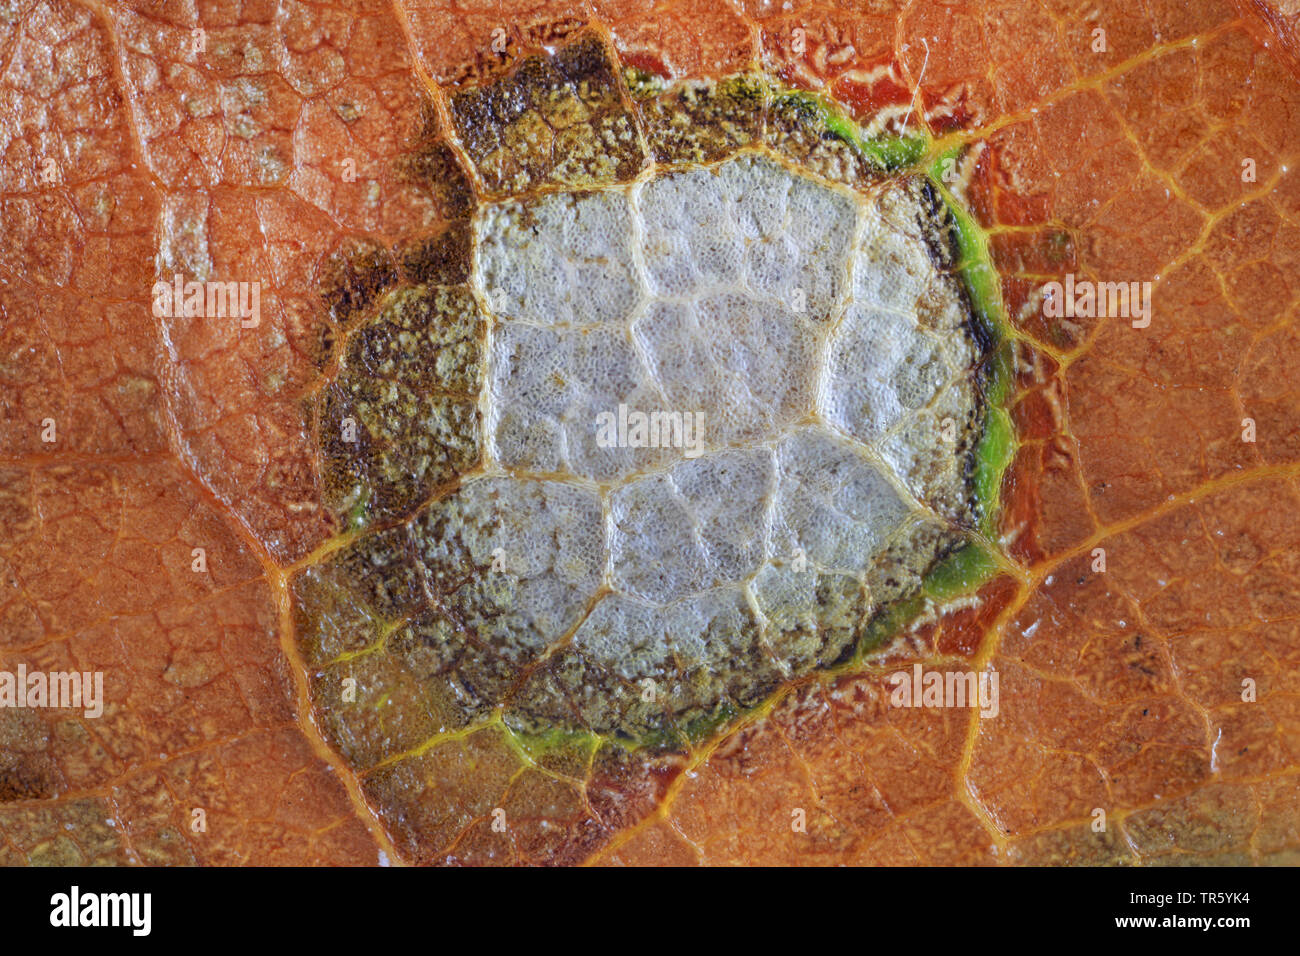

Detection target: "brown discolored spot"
[636, 73, 769, 165]
[399, 133, 476, 221]
[397, 221, 473, 287]
[449, 32, 647, 195]
[0, 755, 58, 802]
[765, 92, 874, 186]
[317, 283, 485, 527]
[319, 237, 399, 331]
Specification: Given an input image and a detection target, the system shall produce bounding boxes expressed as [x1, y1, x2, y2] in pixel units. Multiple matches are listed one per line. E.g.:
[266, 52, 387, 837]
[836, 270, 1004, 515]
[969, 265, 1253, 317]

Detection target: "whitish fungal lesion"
[295, 29, 1009, 759]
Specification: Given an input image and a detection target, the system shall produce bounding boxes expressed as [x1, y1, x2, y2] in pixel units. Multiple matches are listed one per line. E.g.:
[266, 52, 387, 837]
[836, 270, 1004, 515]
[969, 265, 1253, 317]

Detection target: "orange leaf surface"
[1, 0, 1298, 866]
